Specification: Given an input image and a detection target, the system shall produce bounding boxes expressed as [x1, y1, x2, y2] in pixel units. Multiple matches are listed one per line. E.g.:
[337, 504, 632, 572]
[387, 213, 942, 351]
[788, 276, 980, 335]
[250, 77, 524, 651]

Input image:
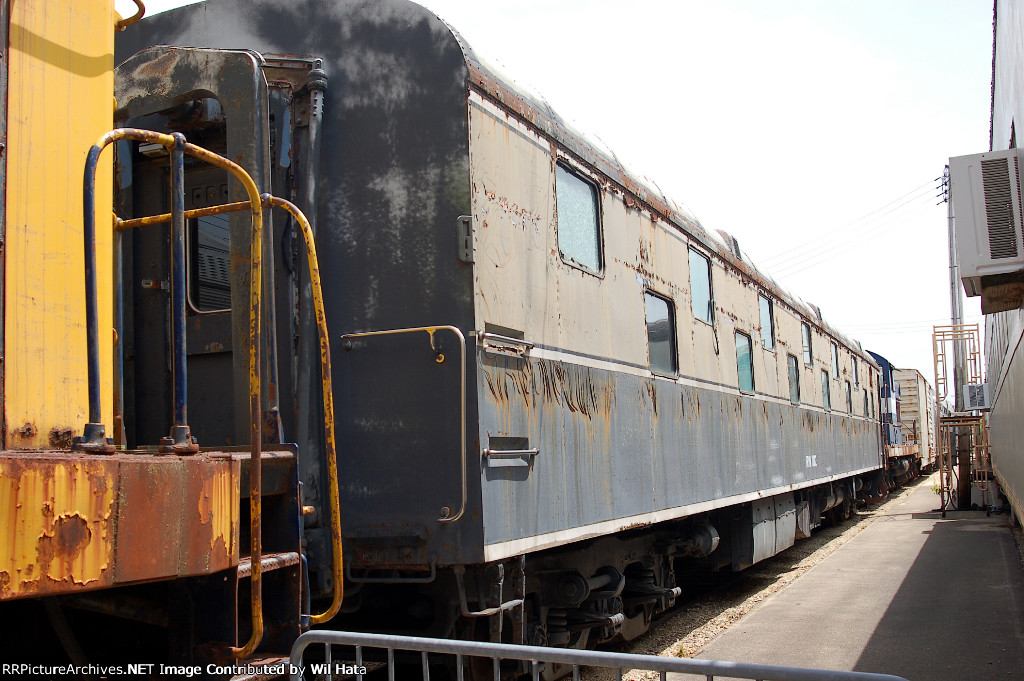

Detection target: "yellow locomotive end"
[5, 0, 116, 448]
[0, 2, 244, 604]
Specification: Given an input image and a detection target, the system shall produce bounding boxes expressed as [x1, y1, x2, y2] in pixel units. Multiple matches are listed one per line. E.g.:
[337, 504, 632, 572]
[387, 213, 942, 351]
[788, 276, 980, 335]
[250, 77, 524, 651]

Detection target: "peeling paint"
[0, 451, 240, 601]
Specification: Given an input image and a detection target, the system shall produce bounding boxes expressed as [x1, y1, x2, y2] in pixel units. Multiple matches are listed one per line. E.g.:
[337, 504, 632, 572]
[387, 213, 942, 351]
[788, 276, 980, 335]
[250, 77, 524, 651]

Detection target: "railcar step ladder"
[80, 129, 344, 660]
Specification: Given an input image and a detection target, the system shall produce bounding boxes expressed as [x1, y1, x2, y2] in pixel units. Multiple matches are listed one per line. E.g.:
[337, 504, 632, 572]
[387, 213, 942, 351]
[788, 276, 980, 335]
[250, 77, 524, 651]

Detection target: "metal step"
[237, 551, 301, 579]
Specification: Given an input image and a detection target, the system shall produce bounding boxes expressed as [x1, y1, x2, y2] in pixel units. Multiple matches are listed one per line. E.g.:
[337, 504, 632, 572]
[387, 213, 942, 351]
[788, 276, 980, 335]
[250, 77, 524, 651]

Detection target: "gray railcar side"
[115, 0, 885, 657]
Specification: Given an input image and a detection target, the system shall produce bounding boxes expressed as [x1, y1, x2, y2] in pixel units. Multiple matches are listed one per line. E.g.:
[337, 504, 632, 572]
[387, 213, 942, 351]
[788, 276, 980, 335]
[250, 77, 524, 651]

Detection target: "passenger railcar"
[868, 351, 923, 489]
[113, 0, 883, 651]
[1, 0, 889, 675]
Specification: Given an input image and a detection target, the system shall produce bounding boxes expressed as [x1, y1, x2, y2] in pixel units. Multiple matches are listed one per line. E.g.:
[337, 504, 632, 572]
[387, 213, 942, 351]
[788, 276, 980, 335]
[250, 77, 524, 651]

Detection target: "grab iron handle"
[482, 449, 539, 457]
[478, 332, 534, 357]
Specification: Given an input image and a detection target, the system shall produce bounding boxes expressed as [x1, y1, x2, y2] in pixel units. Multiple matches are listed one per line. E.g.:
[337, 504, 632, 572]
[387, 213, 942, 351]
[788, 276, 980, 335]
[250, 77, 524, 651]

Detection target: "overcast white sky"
[118, 0, 993, 385]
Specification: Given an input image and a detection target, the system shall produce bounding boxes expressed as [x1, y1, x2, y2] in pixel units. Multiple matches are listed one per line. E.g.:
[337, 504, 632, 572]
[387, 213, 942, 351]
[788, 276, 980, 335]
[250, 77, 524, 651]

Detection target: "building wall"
[986, 0, 1024, 523]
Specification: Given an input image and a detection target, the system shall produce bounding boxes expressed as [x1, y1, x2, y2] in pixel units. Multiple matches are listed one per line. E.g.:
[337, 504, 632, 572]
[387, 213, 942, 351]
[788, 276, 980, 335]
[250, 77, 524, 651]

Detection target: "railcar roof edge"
[124, 0, 876, 365]
[430, 3, 875, 363]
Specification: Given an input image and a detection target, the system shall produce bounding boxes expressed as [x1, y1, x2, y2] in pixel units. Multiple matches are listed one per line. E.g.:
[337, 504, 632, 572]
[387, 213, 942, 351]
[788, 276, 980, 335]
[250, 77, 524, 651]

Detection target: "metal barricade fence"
[289, 631, 911, 681]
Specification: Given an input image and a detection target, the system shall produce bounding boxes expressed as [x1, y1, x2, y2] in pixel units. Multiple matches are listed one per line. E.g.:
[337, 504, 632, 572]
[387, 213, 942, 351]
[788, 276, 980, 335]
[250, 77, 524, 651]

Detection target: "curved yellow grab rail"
[116, 0, 146, 31]
[262, 194, 344, 625]
[86, 128, 266, 659]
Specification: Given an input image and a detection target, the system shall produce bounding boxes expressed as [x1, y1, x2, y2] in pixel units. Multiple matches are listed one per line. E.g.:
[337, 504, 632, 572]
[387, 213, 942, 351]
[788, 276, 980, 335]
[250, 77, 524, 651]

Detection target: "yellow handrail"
[91, 128, 267, 658]
[115, 0, 146, 31]
[262, 195, 344, 624]
[109, 139, 346, 631]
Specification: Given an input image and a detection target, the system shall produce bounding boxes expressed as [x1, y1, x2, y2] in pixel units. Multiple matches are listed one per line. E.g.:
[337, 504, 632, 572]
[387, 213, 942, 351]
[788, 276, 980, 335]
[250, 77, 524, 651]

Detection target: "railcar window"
[645, 292, 677, 375]
[688, 249, 713, 323]
[831, 342, 839, 380]
[735, 332, 754, 393]
[189, 214, 232, 311]
[555, 163, 602, 272]
[801, 323, 813, 365]
[863, 388, 869, 416]
[821, 370, 831, 410]
[845, 381, 853, 413]
[758, 294, 774, 350]
[787, 354, 801, 403]
[853, 358, 859, 386]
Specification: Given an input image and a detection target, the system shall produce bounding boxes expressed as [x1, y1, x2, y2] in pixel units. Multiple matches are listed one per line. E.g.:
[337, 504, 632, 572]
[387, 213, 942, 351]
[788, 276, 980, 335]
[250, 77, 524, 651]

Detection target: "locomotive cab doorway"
[126, 149, 238, 447]
[115, 46, 324, 452]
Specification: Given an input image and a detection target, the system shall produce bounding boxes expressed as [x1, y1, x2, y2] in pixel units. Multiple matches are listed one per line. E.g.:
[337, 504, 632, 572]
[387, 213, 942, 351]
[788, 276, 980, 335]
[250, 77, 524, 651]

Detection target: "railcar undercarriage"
[330, 475, 862, 680]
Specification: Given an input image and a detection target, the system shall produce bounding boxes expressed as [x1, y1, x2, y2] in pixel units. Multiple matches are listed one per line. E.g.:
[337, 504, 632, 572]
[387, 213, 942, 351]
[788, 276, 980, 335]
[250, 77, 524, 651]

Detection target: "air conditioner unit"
[948, 148, 1024, 302]
[962, 383, 991, 411]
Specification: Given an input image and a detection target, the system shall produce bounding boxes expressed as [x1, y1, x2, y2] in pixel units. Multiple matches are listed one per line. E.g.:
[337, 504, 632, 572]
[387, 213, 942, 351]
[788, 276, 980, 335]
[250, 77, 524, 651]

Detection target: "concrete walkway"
[670, 475, 1024, 681]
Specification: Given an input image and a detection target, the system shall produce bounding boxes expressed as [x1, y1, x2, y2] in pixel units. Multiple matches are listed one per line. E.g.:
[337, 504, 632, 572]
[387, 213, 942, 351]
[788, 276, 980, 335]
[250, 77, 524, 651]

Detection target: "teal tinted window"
[758, 294, 774, 350]
[736, 332, 754, 393]
[788, 354, 801, 403]
[802, 323, 813, 365]
[846, 381, 853, 412]
[645, 292, 676, 374]
[821, 370, 831, 410]
[556, 163, 601, 272]
[831, 342, 840, 380]
[689, 249, 713, 323]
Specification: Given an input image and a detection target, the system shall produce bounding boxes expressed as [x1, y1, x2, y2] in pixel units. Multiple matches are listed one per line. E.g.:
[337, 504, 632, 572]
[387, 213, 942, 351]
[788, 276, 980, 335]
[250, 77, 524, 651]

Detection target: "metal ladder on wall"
[931, 324, 989, 515]
[79, 128, 344, 659]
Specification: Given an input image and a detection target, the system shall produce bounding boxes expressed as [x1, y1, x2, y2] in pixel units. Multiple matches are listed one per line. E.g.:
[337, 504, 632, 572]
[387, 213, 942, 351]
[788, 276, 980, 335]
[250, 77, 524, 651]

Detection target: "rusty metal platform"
[0, 448, 294, 601]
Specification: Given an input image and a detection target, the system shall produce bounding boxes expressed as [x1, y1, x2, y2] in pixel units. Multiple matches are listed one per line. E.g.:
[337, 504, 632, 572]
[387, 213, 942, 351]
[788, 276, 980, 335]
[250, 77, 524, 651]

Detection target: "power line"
[845, 314, 983, 325]
[768, 187, 938, 277]
[765, 194, 936, 279]
[851, 327, 967, 336]
[758, 178, 941, 270]
[842, 315, 984, 330]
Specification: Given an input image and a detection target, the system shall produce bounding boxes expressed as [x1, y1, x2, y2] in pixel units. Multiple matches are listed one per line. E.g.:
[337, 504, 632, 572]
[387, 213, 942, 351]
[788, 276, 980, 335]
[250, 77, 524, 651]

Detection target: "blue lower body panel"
[478, 356, 880, 559]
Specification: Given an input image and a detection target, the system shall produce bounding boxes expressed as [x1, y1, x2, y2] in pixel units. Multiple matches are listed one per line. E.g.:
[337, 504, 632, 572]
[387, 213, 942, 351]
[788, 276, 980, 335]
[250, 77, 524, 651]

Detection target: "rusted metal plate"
[116, 454, 239, 582]
[115, 456, 182, 583]
[0, 453, 116, 599]
[0, 450, 242, 601]
[178, 455, 240, 576]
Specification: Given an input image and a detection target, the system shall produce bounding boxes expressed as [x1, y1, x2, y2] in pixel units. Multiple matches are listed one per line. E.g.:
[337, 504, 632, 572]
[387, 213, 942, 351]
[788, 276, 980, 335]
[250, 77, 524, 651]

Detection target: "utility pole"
[944, 166, 972, 509]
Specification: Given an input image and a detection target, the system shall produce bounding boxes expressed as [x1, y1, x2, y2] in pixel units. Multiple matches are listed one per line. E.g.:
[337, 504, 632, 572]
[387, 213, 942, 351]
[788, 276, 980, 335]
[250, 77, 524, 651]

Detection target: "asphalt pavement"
[670, 473, 1024, 681]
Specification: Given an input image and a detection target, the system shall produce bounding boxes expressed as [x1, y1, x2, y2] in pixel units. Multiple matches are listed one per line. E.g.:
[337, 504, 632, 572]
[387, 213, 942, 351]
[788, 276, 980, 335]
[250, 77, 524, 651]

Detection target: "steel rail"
[108, 154, 346, 626]
[115, 200, 252, 231]
[115, 0, 145, 31]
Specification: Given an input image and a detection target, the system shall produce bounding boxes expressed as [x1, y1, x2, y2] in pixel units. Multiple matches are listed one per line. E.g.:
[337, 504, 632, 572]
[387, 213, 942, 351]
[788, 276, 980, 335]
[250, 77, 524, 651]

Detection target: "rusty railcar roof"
[434, 10, 874, 365]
